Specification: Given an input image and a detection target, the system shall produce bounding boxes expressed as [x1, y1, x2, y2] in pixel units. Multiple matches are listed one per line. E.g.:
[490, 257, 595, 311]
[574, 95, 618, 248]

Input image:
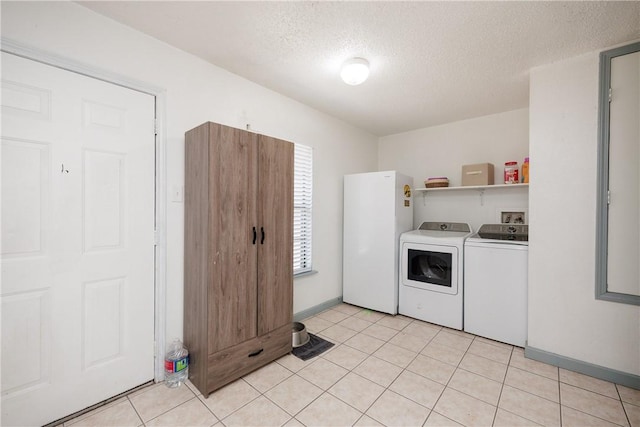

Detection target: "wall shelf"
[414, 183, 528, 205]
[414, 183, 528, 193]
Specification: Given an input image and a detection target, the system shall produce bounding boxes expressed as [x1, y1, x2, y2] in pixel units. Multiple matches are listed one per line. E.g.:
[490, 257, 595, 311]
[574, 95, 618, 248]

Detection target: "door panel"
[1, 52, 155, 426]
[257, 135, 293, 335]
[208, 123, 258, 353]
[82, 277, 125, 369]
[1, 289, 51, 396]
[1, 139, 49, 257]
[1, 79, 51, 121]
[83, 150, 125, 251]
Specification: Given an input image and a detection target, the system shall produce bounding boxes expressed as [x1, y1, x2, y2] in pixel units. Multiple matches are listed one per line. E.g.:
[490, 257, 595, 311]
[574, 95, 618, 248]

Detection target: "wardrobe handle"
[252, 227, 257, 245]
[248, 348, 263, 358]
[260, 227, 265, 244]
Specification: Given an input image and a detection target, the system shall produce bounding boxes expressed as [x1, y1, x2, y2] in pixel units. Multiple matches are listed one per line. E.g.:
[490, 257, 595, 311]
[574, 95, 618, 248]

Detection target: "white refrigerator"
[343, 171, 414, 315]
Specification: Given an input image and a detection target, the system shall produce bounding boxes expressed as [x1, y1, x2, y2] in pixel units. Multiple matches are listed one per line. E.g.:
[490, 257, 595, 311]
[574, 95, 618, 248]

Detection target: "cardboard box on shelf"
[462, 163, 494, 186]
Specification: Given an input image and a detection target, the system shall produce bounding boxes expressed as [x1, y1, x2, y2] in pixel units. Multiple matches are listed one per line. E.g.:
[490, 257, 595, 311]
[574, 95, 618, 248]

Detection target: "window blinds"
[293, 144, 313, 275]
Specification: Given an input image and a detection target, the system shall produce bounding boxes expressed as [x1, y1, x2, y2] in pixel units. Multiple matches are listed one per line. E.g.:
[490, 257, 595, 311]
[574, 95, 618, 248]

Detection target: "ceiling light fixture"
[340, 57, 370, 85]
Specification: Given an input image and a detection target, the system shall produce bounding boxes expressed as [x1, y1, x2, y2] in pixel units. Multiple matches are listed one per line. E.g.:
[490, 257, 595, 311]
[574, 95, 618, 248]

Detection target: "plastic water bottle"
[164, 339, 189, 388]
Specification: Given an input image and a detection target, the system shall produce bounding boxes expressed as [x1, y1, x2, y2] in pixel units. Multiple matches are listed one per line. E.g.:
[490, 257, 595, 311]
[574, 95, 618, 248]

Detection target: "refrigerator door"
[343, 171, 413, 314]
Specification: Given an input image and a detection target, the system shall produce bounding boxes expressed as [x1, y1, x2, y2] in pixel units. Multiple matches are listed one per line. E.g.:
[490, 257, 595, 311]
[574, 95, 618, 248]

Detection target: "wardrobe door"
[257, 135, 294, 336]
[208, 123, 259, 353]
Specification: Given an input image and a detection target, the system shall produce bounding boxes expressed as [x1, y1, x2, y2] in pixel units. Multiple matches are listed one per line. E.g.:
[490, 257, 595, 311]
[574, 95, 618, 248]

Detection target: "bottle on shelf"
[504, 161, 519, 184]
[522, 157, 529, 183]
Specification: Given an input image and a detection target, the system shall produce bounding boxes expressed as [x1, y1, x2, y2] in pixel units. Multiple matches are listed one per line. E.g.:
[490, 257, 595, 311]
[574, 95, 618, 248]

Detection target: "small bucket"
[292, 322, 310, 348]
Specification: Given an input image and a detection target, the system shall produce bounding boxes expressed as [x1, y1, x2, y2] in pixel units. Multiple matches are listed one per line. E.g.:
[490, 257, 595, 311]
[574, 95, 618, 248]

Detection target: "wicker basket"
[424, 177, 449, 188]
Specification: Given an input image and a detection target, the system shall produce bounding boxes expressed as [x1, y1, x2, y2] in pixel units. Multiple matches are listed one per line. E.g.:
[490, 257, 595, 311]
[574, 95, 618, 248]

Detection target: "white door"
[1, 52, 156, 426]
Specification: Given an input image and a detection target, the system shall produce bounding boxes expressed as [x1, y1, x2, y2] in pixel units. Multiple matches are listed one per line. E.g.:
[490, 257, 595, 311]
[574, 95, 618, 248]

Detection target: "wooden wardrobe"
[184, 121, 293, 397]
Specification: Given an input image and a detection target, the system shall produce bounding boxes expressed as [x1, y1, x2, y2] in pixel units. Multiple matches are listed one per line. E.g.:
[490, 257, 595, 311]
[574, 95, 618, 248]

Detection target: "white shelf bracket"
[421, 192, 427, 206]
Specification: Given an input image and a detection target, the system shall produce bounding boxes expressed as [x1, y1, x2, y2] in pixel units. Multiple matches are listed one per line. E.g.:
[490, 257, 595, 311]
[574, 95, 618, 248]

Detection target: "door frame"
[1, 38, 168, 382]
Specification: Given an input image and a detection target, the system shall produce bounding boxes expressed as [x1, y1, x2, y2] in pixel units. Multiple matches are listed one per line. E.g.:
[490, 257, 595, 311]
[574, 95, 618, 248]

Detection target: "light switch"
[171, 185, 184, 203]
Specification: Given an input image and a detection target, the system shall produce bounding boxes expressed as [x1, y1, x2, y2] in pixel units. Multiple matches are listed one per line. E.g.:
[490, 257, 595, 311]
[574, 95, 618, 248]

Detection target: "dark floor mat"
[291, 333, 334, 361]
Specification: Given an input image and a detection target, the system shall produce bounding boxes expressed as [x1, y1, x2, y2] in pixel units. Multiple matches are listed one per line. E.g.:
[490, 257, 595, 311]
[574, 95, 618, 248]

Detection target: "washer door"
[401, 242, 459, 295]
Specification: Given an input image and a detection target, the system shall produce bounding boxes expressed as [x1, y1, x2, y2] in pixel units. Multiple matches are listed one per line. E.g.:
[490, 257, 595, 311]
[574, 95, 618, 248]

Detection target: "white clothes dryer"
[399, 222, 473, 330]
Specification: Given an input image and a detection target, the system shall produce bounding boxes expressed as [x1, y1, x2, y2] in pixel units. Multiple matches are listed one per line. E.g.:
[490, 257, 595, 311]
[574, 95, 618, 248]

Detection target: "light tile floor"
[62, 304, 640, 427]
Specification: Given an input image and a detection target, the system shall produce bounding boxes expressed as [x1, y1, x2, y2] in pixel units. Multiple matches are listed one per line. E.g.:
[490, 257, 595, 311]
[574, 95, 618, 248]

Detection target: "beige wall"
[529, 51, 640, 375]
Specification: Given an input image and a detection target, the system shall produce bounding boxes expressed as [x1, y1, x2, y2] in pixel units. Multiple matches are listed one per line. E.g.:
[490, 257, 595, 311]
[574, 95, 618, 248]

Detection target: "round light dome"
[340, 58, 370, 85]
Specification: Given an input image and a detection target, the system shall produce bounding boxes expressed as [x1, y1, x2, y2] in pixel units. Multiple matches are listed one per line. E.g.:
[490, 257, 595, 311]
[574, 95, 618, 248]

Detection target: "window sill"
[294, 270, 318, 279]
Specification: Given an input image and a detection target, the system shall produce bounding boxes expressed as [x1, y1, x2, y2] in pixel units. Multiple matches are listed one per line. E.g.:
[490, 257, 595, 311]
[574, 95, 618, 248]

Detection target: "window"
[293, 144, 313, 275]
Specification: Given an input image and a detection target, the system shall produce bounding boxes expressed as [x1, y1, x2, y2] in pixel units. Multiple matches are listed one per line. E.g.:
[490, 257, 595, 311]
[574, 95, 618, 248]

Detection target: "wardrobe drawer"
[206, 323, 291, 393]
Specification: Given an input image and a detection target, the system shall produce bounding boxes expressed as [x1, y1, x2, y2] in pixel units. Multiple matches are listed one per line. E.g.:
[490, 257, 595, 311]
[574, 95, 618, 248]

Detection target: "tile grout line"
[488, 347, 556, 427]
[329, 309, 406, 423]
[285, 307, 386, 424]
[615, 383, 634, 427]
[430, 333, 555, 424]
[309, 309, 440, 425]
[286, 336, 362, 425]
[347, 319, 436, 425]
[502, 377, 627, 427]
[141, 395, 203, 426]
[495, 407, 544, 427]
[288, 318, 385, 423]
[558, 380, 635, 426]
[502, 354, 563, 425]
[559, 377, 631, 401]
[489, 342, 512, 427]
[259, 374, 315, 426]
[559, 381, 635, 427]
[243, 364, 303, 422]
[212, 378, 272, 424]
[558, 368, 564, 427]
[418, 328, 478, 426]
[196, 395, 222, 425]
[359, 314, 516, 425]
[137, 385, 199, 425]
[403, 322, 454, 426]
[126, 394, 147, 427]
[296, 309, 390, 425]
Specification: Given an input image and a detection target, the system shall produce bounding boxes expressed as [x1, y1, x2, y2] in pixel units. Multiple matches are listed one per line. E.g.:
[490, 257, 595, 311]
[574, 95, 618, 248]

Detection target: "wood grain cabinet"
[184, 121, 293, 397]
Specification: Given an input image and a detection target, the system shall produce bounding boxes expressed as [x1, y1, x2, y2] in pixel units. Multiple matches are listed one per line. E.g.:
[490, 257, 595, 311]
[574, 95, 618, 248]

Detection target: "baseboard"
[294, 297, 343, 322]
[525, 345, 640, 390]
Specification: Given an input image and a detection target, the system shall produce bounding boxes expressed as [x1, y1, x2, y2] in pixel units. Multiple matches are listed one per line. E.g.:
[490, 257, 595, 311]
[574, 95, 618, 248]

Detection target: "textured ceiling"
[78, 1, 640, 136]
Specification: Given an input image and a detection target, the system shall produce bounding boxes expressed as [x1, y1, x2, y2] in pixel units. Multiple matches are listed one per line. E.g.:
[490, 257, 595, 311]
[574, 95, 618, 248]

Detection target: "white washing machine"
[399, 222, 473, 330]
[464, 224, 528, 346]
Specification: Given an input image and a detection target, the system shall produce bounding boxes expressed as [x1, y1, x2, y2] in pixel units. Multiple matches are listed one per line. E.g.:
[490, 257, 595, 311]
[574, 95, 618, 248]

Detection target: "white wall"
[529, 51, 640, 375]
[378, 109, 530, 231]
[1, 1, 379, 343]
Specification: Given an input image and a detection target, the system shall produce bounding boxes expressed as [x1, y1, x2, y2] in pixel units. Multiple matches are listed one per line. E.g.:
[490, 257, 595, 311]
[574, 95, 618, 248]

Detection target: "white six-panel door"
[1, 52, 156, 426]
